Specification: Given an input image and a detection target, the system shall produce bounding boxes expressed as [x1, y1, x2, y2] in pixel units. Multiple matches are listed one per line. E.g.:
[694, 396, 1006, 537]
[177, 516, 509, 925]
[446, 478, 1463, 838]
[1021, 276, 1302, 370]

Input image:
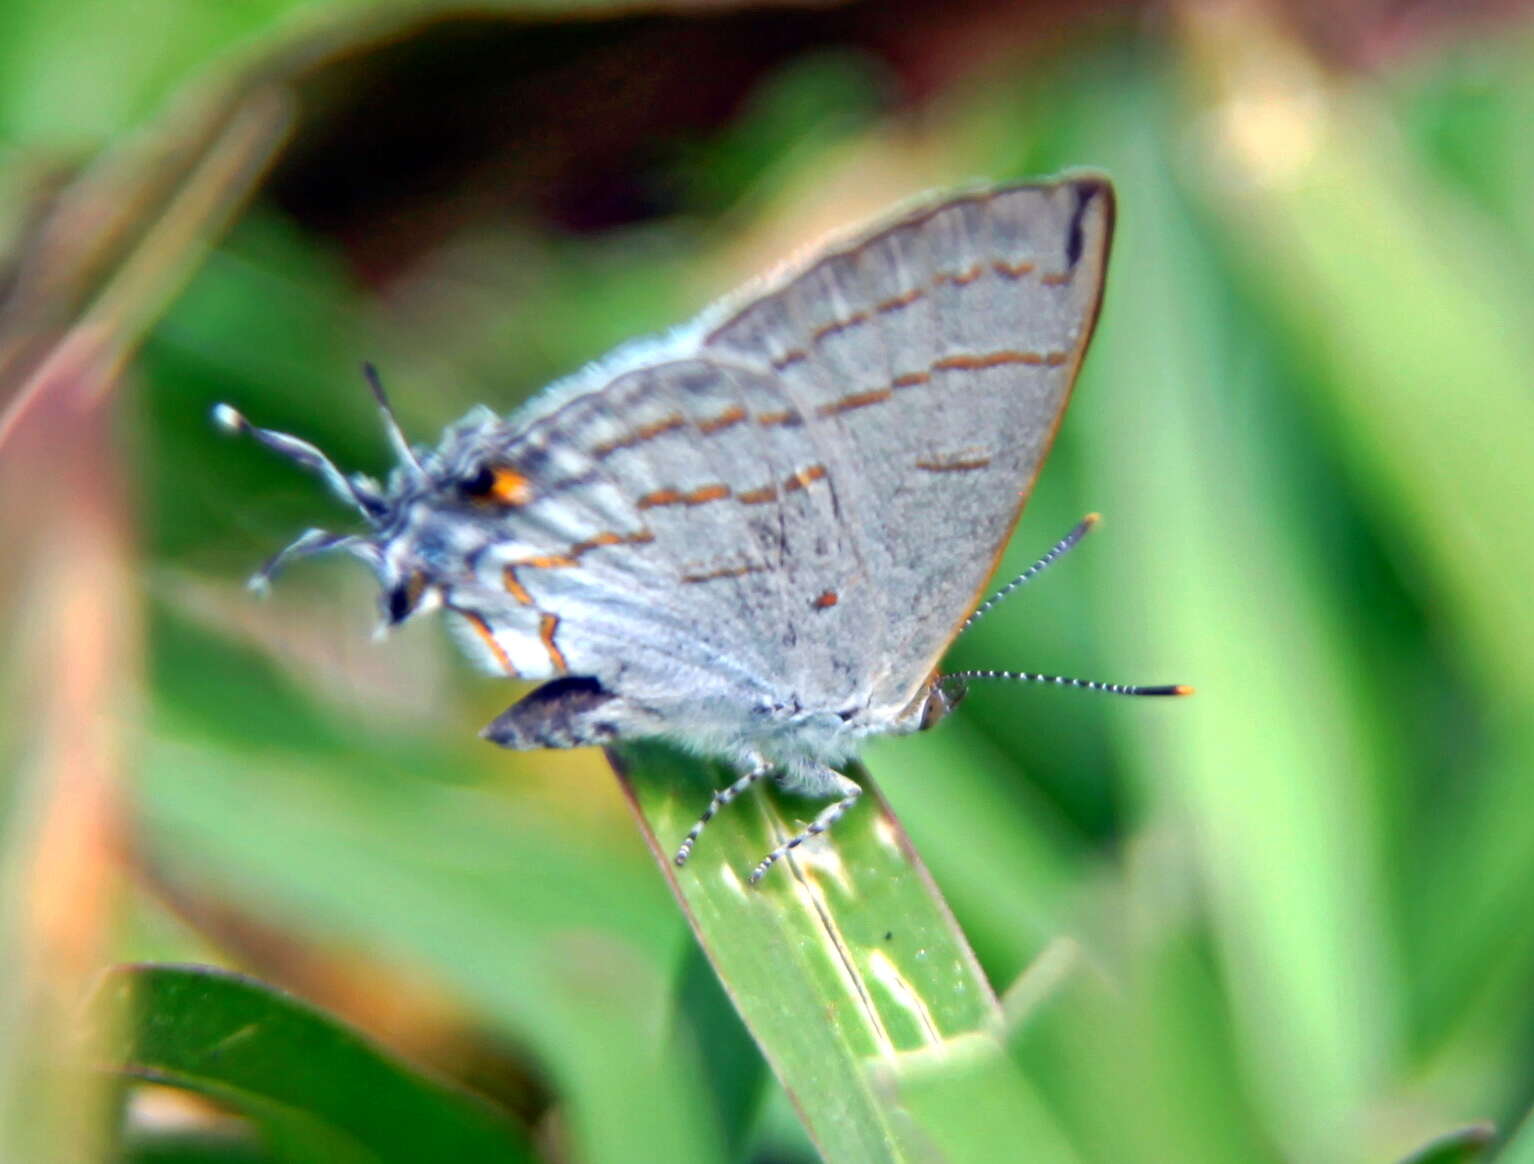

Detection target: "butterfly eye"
[459, 466, 496, 496]
[459, 464, 532, 506]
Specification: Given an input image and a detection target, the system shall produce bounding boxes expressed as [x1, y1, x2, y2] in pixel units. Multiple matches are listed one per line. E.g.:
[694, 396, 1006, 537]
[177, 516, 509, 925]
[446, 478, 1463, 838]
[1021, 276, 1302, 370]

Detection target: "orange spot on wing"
[737, 485, 778, 505]
[812, 590, 838, 609]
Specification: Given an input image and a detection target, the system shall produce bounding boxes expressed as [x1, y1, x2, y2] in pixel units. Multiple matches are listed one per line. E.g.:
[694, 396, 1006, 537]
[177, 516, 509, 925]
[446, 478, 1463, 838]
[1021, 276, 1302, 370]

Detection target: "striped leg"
[748, 770, 861, 885]
[674, 756, 772, 867]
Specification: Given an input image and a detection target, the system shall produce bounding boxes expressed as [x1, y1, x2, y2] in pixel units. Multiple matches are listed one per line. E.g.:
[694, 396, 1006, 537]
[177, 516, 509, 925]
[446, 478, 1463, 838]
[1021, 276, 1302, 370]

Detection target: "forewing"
[462, 179, 1112, 718]
[702, 178, 1114, 712]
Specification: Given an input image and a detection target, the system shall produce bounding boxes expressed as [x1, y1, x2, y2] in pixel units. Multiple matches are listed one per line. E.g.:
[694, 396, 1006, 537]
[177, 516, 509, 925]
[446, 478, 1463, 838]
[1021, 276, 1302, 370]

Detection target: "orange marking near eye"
[1040, 271, 1071, 286]
[817, 388, 891, 417]
[461, 610, 517, 676]
[503, 567, 534, 606]
[698, 406, 747, 434]
[486, 466, 533, 505]
[539, 612, 568, 673]
[812, 590, 838, 609]
[783, 464, 827, 492]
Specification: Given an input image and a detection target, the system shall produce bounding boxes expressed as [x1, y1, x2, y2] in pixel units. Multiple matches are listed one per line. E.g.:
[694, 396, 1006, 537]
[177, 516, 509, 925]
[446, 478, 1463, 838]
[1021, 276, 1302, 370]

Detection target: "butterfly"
[218, 176, 1187, 884]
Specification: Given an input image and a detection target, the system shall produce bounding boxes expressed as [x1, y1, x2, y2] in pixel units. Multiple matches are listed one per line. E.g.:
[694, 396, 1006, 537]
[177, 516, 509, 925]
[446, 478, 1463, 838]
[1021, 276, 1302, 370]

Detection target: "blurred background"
[3, 0, 1534, 1160]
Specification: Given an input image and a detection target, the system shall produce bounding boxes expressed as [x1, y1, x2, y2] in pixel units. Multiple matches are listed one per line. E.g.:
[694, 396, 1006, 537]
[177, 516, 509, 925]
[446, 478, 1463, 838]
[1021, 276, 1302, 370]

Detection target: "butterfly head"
[213, 370, 521, 631]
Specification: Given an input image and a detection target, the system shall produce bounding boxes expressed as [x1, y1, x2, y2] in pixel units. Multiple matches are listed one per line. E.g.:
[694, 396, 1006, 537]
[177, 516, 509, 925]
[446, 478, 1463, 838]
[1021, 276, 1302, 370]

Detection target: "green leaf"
[96, 963, 533, 1164]
[1397, 1124, 1497, 1164]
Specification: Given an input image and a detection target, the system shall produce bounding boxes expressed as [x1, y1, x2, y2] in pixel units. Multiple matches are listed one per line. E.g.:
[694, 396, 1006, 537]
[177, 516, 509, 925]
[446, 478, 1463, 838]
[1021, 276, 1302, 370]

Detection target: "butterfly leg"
[748, 769, 861, 885]
[674, 755, 772, 868]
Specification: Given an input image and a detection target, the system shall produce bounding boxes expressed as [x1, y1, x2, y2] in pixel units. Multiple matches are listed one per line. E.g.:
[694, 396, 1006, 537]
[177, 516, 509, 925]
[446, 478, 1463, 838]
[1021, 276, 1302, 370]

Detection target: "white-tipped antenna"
[361, 363, 425, 479]
[213, 403, 386, 521]
[249, 528, 364, 593]
[959, 512, 1099, 637]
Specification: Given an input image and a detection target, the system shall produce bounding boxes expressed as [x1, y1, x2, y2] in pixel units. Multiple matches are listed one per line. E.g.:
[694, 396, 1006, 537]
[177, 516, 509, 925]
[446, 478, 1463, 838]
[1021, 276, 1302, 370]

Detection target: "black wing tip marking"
[1065, 178, 1111, 268]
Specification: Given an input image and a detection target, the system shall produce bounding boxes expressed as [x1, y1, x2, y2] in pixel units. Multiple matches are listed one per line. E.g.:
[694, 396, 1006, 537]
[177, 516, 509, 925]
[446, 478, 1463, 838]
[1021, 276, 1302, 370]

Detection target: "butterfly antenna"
[942, 669, 1193, 698]
[212, 403, 386, 522]
[248, 529, 374, 593]
[959, 513, 1099, 636]
[361, 362, 425, 479]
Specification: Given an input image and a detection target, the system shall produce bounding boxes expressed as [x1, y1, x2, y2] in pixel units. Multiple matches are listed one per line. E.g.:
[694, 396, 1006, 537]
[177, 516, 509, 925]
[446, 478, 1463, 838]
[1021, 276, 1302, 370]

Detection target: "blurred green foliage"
[4, 1, 1534, 1162]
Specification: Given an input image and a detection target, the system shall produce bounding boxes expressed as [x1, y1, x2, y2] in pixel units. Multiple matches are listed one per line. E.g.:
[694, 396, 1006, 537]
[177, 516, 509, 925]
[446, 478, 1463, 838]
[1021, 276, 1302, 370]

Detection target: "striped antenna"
[249, 528, 374, 593]
[212, 403, 386, 521]
[959, 513, 1099, 636]
[361, 362, 425, 479]
[942, 669, 1193, 697]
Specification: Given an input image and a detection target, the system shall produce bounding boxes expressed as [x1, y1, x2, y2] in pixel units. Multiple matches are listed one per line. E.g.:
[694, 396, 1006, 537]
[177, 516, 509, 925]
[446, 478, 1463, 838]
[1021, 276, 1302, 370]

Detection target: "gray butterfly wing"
[701, 178, 1114, 715]
[475, 178, 1112, 727]
[473, 351, 837, 707]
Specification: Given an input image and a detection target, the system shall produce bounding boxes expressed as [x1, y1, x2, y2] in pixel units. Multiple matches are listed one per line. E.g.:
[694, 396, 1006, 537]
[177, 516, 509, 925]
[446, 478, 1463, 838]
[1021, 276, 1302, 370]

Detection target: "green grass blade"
[613, 742, 1038, 1161]
[876, 1033, 1083, 1164]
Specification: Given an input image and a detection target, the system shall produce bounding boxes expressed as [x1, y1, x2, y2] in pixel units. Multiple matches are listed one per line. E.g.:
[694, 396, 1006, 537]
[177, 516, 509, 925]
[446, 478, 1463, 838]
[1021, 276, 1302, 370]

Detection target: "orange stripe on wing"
[638, 483, 732, 509]
[817, 388, 891, 418]
[539, 612, 568, 673]
[783, 464, 827, 492]
[460, 610, 518, 676]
